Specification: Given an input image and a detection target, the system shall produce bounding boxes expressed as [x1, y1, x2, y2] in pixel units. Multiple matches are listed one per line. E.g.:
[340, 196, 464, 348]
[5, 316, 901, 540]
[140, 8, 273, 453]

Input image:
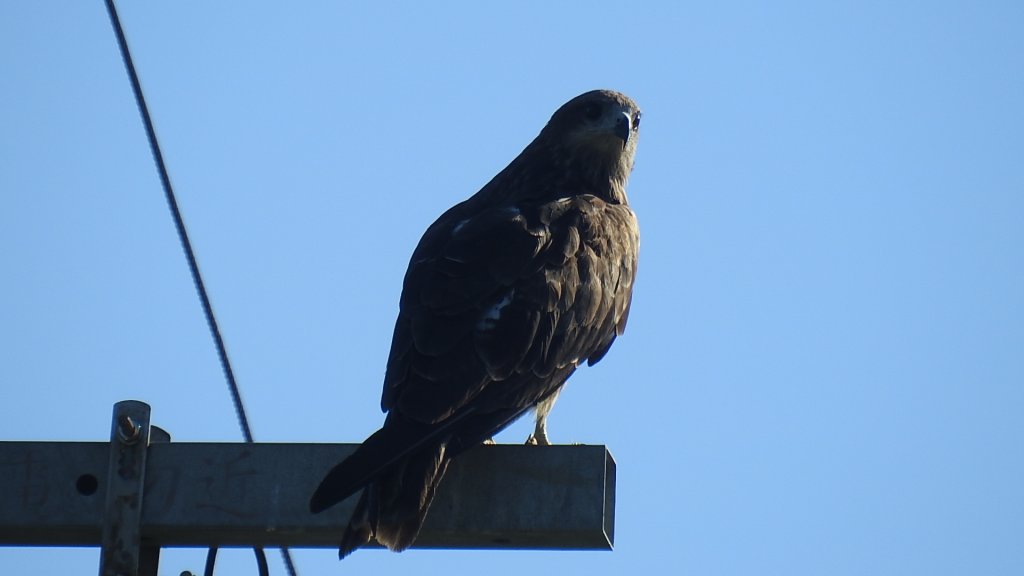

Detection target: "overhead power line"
[102, 1, 297, 574]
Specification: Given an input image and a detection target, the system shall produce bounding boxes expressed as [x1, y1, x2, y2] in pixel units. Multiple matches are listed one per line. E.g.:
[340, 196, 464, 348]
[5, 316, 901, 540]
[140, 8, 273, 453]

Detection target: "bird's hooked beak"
[614, 111, 633, 145]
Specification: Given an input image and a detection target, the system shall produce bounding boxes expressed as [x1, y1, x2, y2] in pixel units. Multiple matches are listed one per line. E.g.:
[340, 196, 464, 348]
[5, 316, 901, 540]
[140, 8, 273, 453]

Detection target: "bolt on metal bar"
[99, 401, 153, 576]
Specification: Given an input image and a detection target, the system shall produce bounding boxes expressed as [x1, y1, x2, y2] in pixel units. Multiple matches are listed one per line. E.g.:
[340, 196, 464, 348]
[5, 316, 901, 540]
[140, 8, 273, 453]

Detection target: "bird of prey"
[310, 89, 642, 558]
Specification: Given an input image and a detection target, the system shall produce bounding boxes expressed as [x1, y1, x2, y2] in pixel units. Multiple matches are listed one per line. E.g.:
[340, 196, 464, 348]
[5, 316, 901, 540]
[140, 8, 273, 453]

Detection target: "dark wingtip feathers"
[309, 444, 386, 514]
[310, 412, 467, 515]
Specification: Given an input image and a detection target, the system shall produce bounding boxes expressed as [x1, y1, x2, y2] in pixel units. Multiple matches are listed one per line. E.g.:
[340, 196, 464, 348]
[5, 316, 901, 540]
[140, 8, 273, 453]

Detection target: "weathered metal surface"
[99, 400, 152, 576]
[138, 426, 171, 576]
[0, 441, 615, 550]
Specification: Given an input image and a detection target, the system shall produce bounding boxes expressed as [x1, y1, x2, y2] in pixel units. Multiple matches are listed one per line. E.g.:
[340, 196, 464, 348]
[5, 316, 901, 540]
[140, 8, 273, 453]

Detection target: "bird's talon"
[525, 433, 551, 446]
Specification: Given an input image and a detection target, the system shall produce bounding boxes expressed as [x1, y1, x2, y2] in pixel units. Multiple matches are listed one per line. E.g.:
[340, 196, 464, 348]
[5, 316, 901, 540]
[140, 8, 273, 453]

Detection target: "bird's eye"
[583, 103, 602, 121]
[632, 111, 642, 130]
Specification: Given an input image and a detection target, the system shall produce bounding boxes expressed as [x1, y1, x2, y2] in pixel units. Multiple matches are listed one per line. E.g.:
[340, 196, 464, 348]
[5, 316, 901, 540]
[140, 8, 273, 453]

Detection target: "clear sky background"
[2, 2, 1022, 575]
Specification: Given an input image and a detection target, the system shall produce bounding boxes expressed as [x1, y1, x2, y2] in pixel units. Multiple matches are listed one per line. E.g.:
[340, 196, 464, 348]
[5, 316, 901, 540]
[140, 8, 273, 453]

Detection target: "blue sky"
[2, 2, 1023, 575]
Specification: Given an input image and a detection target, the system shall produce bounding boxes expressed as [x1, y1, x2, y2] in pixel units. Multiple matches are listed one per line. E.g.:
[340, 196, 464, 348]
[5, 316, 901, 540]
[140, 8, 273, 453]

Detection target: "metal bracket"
[99, 400, 152, 576]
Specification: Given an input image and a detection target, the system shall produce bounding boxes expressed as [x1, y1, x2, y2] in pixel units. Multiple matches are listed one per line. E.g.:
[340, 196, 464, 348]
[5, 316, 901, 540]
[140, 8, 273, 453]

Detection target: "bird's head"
[539, 89, 641, 195]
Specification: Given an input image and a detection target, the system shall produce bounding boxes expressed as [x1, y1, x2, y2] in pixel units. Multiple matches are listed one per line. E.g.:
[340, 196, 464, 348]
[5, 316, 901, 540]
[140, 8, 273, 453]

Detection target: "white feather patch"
[477, 289, 515, 330]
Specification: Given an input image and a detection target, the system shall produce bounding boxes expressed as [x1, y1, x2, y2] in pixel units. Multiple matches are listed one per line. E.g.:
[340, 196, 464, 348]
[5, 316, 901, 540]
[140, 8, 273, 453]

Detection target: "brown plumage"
[309, 89, 642, 558]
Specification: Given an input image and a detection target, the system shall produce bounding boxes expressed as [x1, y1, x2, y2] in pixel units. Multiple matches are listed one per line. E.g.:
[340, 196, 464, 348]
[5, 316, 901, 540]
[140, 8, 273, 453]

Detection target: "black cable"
[255, 548, 271, 576]
[280, 547, 298, 576]
[102, 0, 254, 444]
[203, 547, 271, 576]
[102, 2, 297, 574]
[203, 547, 218, 576]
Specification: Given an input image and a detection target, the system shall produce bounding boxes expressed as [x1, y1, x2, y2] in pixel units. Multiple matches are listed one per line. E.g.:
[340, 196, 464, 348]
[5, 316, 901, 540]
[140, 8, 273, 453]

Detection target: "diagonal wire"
[102, 0, 253, 444]
[102, 2, 297, 575]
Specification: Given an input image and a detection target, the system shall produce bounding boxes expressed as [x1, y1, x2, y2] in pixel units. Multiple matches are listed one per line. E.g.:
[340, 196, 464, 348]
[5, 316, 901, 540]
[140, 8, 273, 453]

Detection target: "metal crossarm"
[0, 401, 616, 564]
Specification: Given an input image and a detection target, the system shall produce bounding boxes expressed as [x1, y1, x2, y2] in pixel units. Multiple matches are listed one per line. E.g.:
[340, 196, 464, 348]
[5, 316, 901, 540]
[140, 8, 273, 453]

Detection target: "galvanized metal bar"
[0, 441, 615, 550]
[138, 426, 171, 576]
[99, 400, 153, 576]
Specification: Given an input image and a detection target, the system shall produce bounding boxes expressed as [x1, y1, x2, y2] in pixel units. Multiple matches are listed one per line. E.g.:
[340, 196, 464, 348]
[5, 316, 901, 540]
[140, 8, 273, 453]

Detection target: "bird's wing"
[380, 195, 639, 425]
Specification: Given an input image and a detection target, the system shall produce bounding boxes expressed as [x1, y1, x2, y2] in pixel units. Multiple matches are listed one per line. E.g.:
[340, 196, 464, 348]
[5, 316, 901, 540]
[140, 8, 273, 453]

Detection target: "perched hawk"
[310, 89, 642, 558]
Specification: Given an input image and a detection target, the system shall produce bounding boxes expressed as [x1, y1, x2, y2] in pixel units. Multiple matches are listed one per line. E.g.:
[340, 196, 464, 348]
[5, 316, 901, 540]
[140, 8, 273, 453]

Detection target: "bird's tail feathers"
[338, 439, 451, 557]
[373, 441, 451, 552]
[338, 488, 374, 559]
[310, 410, 471, 514]
[311, 421, 415, 513]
